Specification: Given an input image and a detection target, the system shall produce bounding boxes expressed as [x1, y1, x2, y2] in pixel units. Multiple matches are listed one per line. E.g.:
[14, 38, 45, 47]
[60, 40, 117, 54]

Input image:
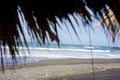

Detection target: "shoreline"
[1, 58, 120, 69]
[0, 58, 120, 80]
[16, 58, 120, 67]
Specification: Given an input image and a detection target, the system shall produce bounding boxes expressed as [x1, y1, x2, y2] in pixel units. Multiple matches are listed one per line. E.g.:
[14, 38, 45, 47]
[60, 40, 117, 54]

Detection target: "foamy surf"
[0, 43, 120, 65]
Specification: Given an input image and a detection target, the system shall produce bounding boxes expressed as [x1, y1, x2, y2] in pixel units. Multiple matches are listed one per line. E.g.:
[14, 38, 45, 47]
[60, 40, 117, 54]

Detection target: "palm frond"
[0, 0, 120, 72]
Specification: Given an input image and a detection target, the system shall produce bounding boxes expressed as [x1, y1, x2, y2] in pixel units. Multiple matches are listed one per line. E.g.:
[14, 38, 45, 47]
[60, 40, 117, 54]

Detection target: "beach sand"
[0, 58, 120, 80]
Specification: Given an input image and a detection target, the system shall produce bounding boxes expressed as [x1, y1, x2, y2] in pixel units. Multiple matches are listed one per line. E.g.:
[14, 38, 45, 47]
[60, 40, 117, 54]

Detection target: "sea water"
[0, 42, 120, 65]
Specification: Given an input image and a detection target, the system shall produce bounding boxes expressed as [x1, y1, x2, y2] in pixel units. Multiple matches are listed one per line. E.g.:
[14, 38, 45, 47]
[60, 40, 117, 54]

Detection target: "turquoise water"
[0, 42, 120, 65]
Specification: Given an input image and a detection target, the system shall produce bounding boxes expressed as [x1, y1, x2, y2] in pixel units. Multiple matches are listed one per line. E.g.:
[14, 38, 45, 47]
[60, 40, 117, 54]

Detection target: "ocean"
[1, 42, 120, 65]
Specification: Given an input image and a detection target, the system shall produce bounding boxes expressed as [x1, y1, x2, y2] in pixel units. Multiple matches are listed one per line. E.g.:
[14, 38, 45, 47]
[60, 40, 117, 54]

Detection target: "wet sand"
[0, 58, 120, 80]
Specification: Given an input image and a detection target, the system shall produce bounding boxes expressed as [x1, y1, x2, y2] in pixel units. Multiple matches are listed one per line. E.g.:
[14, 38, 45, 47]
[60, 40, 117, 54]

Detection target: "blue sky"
[20, 12, 120, 47]
[54, 15, 120, 47]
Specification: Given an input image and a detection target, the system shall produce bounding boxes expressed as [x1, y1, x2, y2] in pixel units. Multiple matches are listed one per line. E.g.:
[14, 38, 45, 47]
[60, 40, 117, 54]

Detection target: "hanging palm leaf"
[0, 0, 120, 72]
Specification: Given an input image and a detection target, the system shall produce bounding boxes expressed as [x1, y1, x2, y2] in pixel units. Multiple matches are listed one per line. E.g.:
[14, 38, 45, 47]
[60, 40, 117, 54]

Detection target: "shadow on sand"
[47, 68, 120, 80]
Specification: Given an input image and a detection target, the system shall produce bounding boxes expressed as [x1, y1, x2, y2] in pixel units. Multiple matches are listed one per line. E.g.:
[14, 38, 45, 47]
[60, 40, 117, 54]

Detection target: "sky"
[54, 14, 120, 47]
[20, 12, 120, 47]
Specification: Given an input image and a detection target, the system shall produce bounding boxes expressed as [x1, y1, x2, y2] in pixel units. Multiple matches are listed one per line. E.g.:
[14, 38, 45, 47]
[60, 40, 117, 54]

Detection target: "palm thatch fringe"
[0, 0, 120, 72]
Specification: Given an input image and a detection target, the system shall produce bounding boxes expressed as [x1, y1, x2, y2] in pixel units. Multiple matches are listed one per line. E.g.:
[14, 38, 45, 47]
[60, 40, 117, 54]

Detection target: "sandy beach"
[0, 58, 120, 80]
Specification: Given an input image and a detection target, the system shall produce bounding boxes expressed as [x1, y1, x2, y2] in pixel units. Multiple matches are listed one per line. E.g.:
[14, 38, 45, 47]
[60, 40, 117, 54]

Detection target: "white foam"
[84, 46, 94, 49]
[0, 51, 119, 60]
[18, 47, 111, 53]
[0, 46, 118, 60]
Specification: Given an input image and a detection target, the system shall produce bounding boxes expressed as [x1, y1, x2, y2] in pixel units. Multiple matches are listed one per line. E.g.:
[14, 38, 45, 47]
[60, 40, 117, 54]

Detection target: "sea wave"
[17, 47, 111, 53]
